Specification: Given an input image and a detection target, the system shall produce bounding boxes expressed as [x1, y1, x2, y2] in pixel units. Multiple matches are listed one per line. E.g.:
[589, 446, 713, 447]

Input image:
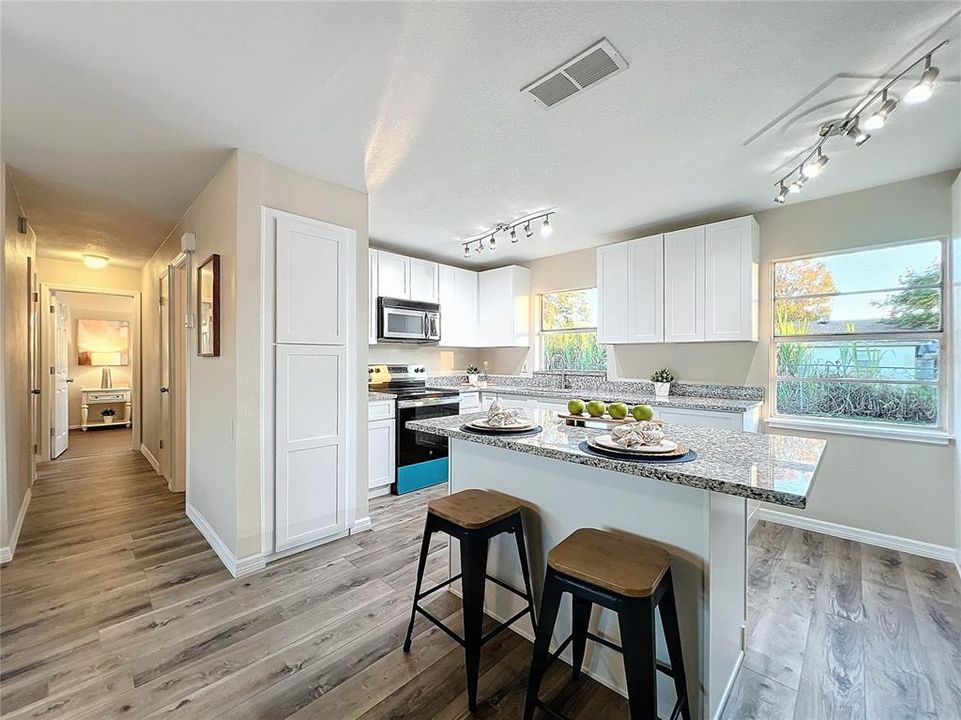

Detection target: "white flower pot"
[467, 373, 479, 386]
[653, 382, 671, 399]
[103, 416, 115, 424]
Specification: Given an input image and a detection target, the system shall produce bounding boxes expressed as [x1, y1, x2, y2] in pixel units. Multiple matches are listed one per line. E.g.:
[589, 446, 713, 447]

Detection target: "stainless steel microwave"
[377, 297, 441, 343]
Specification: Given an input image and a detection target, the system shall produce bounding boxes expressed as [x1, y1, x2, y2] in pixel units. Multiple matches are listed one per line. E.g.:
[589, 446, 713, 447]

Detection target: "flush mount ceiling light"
[772, 39, 948, 204]
[460, 210, 555, 258]
[82, 254, 109, 269]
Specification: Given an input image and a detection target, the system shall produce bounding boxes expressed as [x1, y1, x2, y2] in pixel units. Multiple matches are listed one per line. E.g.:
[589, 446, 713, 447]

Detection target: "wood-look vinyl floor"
[54, 428, 134, 461]
[2, 446, 959, 719]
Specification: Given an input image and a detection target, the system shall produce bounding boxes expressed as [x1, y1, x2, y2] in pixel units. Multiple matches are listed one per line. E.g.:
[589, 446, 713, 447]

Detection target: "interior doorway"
[39, 284, 141, 462]
[159, 260, 187, 493]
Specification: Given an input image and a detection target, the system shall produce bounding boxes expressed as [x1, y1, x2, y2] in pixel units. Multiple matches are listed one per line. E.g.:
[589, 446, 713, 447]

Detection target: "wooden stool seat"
[547, 528, 671, 598]
[427, 489, 521, 529]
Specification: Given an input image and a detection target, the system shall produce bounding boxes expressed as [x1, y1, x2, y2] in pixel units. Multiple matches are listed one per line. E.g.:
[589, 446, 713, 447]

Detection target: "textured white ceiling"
[2, 2, 959, 269]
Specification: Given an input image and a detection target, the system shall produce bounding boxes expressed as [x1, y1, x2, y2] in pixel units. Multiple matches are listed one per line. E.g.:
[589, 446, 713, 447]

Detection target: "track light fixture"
[460, 210, 555, 258]
[772, 39, 948, 204]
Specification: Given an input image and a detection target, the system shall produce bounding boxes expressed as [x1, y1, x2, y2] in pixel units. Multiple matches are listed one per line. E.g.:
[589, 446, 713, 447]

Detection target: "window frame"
[766, 235, 952, 444]
[535, 286, 606, 371]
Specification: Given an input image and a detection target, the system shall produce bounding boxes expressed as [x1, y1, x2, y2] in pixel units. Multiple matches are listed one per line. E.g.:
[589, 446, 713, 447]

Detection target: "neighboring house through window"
[538, 288, 607, 371]
[772, 237, 947, 436]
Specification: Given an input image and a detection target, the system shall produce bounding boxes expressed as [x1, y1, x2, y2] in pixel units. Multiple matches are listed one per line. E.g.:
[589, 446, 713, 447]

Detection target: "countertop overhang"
[407, 410, 824, 509]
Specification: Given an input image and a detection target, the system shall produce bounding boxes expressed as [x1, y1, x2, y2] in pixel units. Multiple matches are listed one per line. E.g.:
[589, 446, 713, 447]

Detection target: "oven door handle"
[397, 396, 460, 409]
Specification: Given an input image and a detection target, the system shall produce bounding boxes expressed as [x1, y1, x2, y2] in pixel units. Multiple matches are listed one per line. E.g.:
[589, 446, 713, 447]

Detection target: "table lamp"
[89, 351, 123, 389]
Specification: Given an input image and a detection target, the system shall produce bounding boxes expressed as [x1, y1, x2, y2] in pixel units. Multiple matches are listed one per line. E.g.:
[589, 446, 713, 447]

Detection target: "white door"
[704, 217, 758, 342]
[159, 267, 174, 485]
[627, 234, 664, 343]
[409, 258, 438, 303]
[664, 226, 705, 342]
[276, 216, 348, 345]
[51, 298, 69, 458]
[376, 251, 410, 299]
[367, 418, 395, 491]
[275, 345, 348, 551]
[596, 243, 630, 343]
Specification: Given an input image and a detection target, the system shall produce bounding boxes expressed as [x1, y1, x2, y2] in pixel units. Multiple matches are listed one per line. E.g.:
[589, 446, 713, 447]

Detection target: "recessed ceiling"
[2, 2, 959, 269]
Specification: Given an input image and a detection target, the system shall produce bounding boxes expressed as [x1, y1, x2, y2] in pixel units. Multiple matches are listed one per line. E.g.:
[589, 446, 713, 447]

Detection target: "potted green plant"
[466, 365, 480, 386]
[101, 408, 117, 425]
[650, 368, 675, 399]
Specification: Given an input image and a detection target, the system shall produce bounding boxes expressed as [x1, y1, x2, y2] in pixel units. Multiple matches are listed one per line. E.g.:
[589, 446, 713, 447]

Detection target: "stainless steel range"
[368, 364, 459, 494]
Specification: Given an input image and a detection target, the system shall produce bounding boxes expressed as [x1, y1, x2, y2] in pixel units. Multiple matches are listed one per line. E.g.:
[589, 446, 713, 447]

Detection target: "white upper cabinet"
[376, 250, 410, 300]
[704, 217, 759, 341]
[275, 215, 349, 345]
[438, 263, 478, 347]
[478, 265, 531, 347]
[409, 258, 439, 303]
[664, 225, 706, 343]
[596, 243, 630, 344]
[627, 234, 665, 343]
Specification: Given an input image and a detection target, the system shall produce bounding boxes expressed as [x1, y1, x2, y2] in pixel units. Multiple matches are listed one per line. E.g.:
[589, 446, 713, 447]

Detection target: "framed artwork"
[197, 253, 220, 357]
[77, 319, 130, 366]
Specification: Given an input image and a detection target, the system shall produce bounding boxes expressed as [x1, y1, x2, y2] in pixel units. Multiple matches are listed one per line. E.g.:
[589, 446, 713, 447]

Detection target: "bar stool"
[403, 489, 538, 711]
[524, 528, 690, 720]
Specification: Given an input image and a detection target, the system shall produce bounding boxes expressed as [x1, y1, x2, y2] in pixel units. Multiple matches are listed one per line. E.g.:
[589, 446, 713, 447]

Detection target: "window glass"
[540, 289, 607, 371]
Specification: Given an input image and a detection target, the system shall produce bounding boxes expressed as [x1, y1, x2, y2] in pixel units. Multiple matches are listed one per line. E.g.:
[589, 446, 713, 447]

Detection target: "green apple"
[567, 399, 586, 415]
[608, 402, 629, 420]
[632, 404, 654, 421]
[586, 400, 607, 418]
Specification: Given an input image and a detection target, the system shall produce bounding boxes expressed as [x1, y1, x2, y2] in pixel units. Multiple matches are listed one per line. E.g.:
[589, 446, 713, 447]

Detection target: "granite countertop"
[368, 391, 397, 402]
[406, 410, 824, 508]
[427, 384, 761, 414]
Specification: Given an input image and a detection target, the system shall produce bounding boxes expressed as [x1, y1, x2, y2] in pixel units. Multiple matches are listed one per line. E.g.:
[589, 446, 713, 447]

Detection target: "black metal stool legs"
[403, 515, 435, 653]
[618, 600, 657, 720]
[658, 574, 691, 720]
[570, 595, 591, 681]
[460, 532, 490, 711]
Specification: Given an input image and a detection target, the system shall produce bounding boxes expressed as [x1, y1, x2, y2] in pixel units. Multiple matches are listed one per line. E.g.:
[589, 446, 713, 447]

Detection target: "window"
[539, 288, 608, 371]
[772, 238, 946, 433]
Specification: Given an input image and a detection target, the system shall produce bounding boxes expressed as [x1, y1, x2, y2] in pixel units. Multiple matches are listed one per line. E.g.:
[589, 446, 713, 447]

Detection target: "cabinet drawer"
[86, 393, 126, 403]
[368, 401, 395, 420]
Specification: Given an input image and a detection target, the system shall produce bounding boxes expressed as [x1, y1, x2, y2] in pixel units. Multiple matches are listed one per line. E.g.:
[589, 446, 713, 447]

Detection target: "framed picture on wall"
[77, 319, 130, 366]
[197, 253, 220, 357]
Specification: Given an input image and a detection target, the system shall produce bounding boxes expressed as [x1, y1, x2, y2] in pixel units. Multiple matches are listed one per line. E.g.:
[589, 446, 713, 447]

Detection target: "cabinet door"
[275, 345, 347, 551]
[459, 392, 481, 411]
[656, 407, 742, 430]
[276, 215, 349, 344]
[409, 258, 439, 303]
[478, 267, 511, 346]
[664, 226, 705, 342]
[704, 217, 758, 342]
[367, 418, 395, 490]
[456, 268, 479, 346]
[627, 235, 664, 343]
[368, 249, 378, 345]
[597, 243, 630, 343]
[377, 251, 410, 299]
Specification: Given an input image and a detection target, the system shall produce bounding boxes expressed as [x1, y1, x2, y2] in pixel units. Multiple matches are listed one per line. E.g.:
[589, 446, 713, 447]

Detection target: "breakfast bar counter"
[407, 410, 825, 720]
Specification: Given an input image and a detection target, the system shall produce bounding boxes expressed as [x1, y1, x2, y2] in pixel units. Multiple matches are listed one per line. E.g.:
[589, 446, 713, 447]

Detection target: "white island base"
[446, 438, 747, 720]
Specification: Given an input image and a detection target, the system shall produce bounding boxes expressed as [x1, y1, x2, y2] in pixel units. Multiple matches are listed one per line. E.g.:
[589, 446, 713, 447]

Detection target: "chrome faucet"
[549, 353, 571, 390]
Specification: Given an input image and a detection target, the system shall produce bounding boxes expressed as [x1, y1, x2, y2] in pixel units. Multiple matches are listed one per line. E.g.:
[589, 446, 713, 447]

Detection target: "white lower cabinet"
[458, 391, 481, 412]
[368, 402, 396, 499]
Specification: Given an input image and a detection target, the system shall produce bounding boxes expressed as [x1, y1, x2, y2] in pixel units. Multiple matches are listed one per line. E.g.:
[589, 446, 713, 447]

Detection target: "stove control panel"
[367, 364, 427, 384]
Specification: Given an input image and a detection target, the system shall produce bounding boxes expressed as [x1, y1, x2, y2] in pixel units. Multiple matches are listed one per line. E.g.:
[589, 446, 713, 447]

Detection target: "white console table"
[81, 387, 132, 430]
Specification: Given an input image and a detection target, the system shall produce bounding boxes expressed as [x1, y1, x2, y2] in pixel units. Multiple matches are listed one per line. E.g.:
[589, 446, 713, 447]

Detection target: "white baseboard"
[0, 488, 32, 564]
[350, 516, 372, 534]
[140, 443, 160, 474]
[756, 509, 956, 563]
[186, 503, 265, 578]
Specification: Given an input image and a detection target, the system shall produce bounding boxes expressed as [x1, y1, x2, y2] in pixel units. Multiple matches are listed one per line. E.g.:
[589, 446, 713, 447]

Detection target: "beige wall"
[953, 171, 961, 568]
[55, 292, 135, 427]
[141, 149, 370, 561]
[235, 150, 369, 558]
[369, 344, 479, 373]
[38, 257, 141, 292]
[2, 166, 36, 551]
[486, 171, 958, 547]
[143, 152, 240, 554]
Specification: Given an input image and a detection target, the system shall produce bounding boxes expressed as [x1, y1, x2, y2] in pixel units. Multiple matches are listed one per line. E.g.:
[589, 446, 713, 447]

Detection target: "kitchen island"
[407, 410, 824, 720]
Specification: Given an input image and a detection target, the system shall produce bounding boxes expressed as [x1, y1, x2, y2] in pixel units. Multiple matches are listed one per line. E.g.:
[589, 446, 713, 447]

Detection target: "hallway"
[52, 428, 133, 461]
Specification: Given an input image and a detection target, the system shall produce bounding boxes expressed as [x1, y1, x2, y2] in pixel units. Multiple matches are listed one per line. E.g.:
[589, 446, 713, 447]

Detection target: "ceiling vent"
[521, 39, 628, 110]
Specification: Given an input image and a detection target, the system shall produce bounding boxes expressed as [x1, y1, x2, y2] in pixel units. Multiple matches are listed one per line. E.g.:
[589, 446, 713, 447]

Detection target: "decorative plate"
[588, 434, 680, 455]
[467, 418, 536, 431]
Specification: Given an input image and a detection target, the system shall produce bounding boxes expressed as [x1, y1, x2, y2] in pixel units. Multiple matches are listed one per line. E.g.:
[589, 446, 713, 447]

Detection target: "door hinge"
[159, 440, 164, 450]
[32, 292, 39, 303]
[33, 443, 38, 455]
[49, 366, 55, 375]
[50, 427, 55, 438]
[49, 305, 56, 313]
[741, 624, 747, 652]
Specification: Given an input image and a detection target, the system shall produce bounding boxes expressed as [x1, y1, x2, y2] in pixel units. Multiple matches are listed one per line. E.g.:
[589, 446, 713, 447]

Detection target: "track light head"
[802, 148, 829, 178]
[865, 90, 898, 130]
[774, 184, 789, 204]
[540, 216, 553, 238]
[463, 244, 471, 258]
[789, 176, 806, 194]
[509, 227, 518, 243]
[905, 60, 939, 104]
[524, 222, 533, 239]
[844, 119, 871, 147]
[489, 234, 497, 250]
